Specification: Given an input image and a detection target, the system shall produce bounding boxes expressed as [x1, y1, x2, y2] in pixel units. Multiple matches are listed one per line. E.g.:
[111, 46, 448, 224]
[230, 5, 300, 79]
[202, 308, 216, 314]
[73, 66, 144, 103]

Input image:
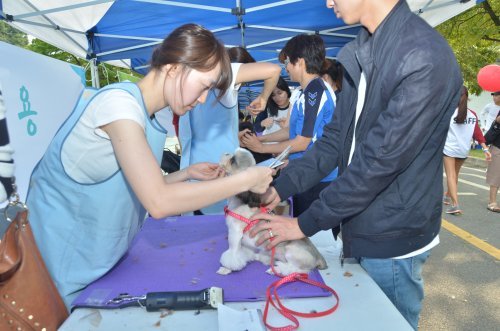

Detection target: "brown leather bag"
[0, 207, 68, 330]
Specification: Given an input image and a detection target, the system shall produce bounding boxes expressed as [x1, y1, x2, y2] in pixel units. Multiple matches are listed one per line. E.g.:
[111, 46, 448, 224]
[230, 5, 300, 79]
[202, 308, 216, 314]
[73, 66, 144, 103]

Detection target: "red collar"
[224, 206, 268, 233]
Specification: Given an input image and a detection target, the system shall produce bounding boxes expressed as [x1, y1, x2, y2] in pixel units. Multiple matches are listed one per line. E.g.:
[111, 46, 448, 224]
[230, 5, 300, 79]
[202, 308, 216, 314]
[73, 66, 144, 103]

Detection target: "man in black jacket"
[249, 0, 462, 329]
[485, 108, 500, 213]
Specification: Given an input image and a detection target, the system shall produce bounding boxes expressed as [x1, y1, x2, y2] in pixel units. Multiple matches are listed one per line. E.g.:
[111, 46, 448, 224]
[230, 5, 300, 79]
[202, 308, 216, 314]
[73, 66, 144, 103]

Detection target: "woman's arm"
[471, 112, 491, 161]
[163, 163, 224, 184]
[102, 120, 273, 218]
[235, 63, 281, 114]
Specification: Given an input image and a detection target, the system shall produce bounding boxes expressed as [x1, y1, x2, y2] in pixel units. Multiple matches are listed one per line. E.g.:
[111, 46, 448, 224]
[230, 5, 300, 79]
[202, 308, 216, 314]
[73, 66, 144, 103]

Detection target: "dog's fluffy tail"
[303, 238, 328, 270]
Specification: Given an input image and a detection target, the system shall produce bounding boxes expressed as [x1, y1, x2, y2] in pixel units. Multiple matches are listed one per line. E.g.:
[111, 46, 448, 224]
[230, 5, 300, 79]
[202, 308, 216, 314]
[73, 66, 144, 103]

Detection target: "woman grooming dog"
[26, 24, 273, 308]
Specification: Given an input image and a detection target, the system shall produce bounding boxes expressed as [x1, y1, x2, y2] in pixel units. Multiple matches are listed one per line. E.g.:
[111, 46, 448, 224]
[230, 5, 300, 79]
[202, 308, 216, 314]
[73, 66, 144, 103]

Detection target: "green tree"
[0, 22, 141, 87]
[436, 0, 500, 95]
[0, 21, 28, 47]
[26, 38, 141, 87]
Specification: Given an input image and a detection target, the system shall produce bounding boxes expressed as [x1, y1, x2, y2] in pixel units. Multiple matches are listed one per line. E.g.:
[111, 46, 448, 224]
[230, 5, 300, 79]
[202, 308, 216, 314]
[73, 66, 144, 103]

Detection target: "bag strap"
[0, 87, 14, 201]
[0, 177, 29, 281]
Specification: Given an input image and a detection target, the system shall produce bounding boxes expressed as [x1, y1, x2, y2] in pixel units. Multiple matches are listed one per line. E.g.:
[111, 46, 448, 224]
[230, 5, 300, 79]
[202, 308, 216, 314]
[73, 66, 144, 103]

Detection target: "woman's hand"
[247, 95, 267, 116]
[485, 150, 492, 162]
[261, 117, 274, 129]
[240, 132, 263, 152]
[276, 118, 288, 128]
[187, 162, 224, 181]
[244, 166, 273, 194]
[249, 213, 305, 249]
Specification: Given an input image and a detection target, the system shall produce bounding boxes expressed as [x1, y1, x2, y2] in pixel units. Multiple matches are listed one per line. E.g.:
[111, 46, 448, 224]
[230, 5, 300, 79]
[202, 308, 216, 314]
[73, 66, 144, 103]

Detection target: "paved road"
[419, 165, 500, 331]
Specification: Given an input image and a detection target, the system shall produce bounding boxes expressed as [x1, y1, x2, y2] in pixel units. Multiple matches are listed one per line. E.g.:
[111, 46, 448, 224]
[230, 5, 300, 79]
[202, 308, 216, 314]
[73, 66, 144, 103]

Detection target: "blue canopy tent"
[0, 0, 484, 85]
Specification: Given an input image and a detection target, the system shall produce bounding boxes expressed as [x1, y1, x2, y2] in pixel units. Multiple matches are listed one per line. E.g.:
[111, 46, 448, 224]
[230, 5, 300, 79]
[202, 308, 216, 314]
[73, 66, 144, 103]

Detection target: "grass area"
[469, 148, 486, 159]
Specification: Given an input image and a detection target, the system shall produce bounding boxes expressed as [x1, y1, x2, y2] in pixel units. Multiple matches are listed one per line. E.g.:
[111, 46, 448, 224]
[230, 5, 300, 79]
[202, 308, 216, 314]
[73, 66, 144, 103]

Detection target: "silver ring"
[268, 229, 274, 238]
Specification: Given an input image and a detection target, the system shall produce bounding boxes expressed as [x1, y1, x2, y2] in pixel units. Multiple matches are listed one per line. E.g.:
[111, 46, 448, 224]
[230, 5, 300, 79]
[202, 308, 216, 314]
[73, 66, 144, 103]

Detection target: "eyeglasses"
[282, 57, 290, 69]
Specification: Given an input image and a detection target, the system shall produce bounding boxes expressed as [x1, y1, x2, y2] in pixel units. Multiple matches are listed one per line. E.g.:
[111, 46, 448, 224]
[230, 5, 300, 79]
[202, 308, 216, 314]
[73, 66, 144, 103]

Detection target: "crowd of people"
[2, 0, 495, 330]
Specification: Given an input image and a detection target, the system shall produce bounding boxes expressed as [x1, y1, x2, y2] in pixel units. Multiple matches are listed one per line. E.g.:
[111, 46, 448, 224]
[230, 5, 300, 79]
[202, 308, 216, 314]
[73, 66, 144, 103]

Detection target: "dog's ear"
[236, 191, 262, 208]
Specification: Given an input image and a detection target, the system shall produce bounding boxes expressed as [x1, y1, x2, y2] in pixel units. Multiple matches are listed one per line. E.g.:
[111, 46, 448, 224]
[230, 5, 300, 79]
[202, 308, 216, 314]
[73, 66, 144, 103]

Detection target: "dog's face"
[220, 148, 256, 175]
[220, 148, 261, 208]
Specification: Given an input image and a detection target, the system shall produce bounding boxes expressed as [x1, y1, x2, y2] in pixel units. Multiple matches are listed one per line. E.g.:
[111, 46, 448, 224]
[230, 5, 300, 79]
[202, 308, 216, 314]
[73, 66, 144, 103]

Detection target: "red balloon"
[477, 64, 500, 92]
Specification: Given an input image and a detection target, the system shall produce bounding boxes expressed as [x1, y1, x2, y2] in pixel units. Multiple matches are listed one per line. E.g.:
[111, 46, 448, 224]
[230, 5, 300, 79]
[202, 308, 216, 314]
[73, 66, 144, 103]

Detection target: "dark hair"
[228, 47, 256, 64]
[321, 59, 343, 91]
[267, 77, 291, 117]
[279, 34, 326, 75]
[150, 23, 231, 95]
[454, 86, 468, 124]
[229, 47, 256, 110]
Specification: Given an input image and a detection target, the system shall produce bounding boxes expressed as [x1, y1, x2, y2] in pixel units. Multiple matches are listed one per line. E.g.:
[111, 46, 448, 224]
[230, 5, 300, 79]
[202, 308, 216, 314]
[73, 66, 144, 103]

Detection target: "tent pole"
[232, 0, 246, 47]
[90, 58, 100, 88]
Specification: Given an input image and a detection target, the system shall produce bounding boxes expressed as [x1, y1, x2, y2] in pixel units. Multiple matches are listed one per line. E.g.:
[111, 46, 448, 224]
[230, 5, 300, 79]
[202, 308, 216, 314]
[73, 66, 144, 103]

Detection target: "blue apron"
[27, 82, 167, 307]
[179, 89, 239, 214]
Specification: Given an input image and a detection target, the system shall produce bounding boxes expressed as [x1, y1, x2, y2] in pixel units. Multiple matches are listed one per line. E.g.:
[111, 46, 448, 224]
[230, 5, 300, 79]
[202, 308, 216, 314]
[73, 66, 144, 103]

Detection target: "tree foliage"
[436, 0, 500, 95]
[0, 21, 28, 47]
[0, 22, 141, 87]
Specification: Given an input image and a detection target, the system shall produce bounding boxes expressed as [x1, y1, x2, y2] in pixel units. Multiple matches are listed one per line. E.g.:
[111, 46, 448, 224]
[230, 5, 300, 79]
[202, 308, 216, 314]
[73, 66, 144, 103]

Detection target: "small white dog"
[217, 148, 327, 276]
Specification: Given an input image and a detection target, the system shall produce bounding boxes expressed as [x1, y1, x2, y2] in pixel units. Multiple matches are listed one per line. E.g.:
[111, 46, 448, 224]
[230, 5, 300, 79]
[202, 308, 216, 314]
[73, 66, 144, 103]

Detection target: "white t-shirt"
[262, 105, 291, 136]
[219, 63, 243, 107]
[481, 103, 500, 131]
[350, 72, 439, 259]
[443, 108, 479, 158]
[61, 89, 145, 183]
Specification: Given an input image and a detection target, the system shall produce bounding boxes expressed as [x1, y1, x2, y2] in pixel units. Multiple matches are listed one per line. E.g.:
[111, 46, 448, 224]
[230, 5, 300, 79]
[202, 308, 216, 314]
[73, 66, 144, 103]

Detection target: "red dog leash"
[224, 206, 340, 330]
[224, 206, 268, 233]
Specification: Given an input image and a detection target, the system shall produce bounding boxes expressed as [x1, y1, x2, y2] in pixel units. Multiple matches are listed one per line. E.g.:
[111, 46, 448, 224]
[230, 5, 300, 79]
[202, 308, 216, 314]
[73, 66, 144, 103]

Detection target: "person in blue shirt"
[240, 34, 337, 217]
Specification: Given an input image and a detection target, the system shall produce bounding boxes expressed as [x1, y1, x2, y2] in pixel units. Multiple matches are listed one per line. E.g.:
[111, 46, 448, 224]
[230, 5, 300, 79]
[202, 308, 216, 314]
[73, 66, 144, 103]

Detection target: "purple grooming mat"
[72, 215, 331, 308]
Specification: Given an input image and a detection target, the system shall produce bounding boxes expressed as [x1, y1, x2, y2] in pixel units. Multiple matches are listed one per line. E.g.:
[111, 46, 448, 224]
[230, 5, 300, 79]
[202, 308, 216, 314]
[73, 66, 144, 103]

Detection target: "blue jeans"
[359, 250, 431, 330]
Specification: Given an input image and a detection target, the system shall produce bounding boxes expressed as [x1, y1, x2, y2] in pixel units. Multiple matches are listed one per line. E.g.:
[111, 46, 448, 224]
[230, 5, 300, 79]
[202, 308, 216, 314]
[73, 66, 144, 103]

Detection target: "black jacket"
[485, 111, 500, 148]
[274, 0, 462, 258]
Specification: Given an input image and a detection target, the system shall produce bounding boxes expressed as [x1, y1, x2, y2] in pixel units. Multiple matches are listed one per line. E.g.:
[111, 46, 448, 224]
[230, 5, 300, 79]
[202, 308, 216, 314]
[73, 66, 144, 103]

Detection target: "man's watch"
[483, 147, 489, 152]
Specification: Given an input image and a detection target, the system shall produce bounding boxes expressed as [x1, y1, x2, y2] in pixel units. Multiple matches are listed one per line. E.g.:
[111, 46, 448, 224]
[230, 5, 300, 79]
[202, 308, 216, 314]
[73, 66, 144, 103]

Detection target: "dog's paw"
[216, 266, 233, 275]
[265, 266, 279, 275]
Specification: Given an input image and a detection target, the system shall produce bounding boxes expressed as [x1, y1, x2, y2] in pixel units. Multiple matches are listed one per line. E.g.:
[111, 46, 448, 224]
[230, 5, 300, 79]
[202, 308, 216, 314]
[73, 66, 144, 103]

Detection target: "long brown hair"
[267, 76, 291, 117]
[227, 47, 256, 63]
[454, 86, 468, 124]
[321, 59, 343, 91]
[150, 23, 231, 96]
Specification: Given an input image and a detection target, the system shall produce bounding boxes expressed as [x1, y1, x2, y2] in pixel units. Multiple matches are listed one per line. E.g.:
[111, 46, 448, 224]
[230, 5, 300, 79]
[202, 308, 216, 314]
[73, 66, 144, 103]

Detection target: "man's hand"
[238, 128, 252, 141]
[240, 132, 263, 152]
[260, 186, 281, 210]
[249, 213, 305, 249]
